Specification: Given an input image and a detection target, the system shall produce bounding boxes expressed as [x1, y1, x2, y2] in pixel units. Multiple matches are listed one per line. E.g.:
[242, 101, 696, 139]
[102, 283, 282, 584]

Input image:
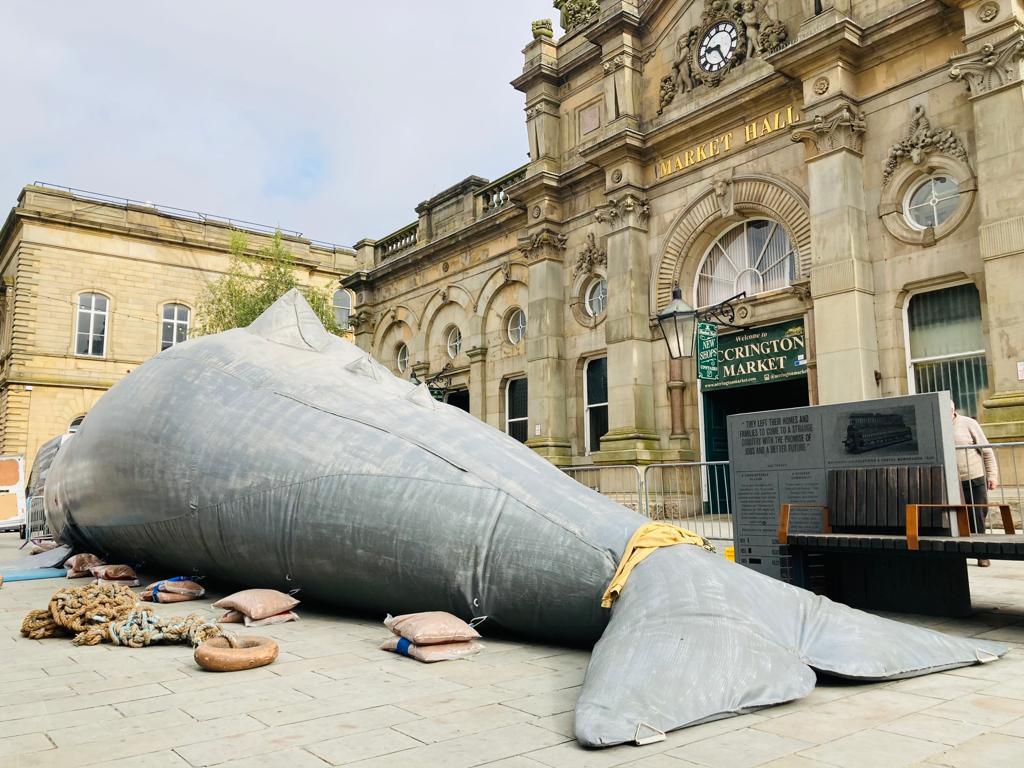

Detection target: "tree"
[196, 230, 343, 336]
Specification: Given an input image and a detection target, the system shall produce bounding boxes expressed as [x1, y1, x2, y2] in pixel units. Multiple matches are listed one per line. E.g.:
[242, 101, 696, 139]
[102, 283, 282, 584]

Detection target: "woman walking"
[952, 401, 999, 566]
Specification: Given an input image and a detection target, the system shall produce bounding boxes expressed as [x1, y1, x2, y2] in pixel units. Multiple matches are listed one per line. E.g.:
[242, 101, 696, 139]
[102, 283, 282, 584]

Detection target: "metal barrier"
[562, 465, 645, 516]
[643, 462, 733, 541]
[955, 442, 1024, 532]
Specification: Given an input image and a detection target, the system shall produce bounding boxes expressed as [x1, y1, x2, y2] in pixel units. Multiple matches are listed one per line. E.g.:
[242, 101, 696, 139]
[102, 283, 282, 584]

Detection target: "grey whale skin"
[45, 291, 1006, 748]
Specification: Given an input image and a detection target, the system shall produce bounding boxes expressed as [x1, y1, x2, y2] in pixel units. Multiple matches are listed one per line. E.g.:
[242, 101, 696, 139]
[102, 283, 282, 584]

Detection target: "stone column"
[466, 346, 488, 423]
[592, 192, 660, 463]
[950, 18, 1024, 439]
[519, 228, 572, 464]
[792, 101, 880, 404]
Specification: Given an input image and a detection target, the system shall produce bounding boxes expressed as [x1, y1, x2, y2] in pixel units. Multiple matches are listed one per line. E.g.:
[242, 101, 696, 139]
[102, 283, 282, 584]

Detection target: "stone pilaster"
[591, 191, 661, 464]
[949, 21, 1024, 438]
[466, 346, 488, 423]
[791, 100, 881, 404]
[518, 227, 572, 464]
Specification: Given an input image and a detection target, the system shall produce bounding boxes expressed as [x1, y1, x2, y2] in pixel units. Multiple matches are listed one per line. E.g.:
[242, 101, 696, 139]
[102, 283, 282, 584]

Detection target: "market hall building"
[344, 0, 1024, 466]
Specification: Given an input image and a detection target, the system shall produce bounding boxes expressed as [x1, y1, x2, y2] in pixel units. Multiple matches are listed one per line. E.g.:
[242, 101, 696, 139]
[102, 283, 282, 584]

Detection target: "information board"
[696, 322, 719, 381]
[727, 392, 959, 580]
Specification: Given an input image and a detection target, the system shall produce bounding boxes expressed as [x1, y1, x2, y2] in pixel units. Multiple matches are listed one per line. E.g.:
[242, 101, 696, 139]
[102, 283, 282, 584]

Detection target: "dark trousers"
[961, 477, 988, 533]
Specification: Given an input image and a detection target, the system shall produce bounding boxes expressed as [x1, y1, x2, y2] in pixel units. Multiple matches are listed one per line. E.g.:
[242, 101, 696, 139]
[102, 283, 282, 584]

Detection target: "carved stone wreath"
[882, 105, 969, 189]
[659, 0, 789, 114]
[554, 0, 599, 33]
[572, 232, 607, 279]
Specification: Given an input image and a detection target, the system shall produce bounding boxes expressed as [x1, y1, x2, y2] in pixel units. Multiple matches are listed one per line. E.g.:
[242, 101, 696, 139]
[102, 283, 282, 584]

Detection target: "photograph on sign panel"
[832, 405, 918, 458]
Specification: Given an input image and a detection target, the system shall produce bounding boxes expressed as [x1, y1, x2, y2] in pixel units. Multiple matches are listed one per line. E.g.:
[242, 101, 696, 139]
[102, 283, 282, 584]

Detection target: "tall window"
[506, 378, 528, 443]
[333, 290, 352, 329]
[396, 343, 409, 373]
[75, 293, 108, 357]
[161, 304, 190, 350]
[907, 283, 988, 417]
[585, 357, 608, 455]
[696, 219, 796, 307]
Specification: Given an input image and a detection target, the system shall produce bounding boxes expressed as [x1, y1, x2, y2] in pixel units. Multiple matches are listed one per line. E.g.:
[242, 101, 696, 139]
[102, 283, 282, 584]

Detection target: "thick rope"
[21, 583, 220, 647]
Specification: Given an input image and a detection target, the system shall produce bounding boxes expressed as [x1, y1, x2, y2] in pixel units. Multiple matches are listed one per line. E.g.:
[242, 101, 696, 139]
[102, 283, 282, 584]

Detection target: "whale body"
[45, 290, 1006, 747]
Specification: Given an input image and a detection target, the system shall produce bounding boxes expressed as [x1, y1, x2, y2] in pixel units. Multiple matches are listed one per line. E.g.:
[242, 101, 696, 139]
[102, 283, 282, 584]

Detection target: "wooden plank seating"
[777, 465, 1024, 616]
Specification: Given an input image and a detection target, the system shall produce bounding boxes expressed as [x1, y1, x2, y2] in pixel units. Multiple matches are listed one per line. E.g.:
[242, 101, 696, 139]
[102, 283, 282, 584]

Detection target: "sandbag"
[65, 553, 104, 579]
[142, 577, 205, 603]
[212, 589, 298, 621]
[90, 564, 139, 587]
[380, 636, 483, 663]
[384, 611, 482, 645]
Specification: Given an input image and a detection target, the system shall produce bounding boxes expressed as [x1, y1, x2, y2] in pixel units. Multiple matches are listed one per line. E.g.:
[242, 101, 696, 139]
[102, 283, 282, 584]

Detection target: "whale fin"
[406, 383, 438, 411]
[247, 289, 335, 352]
[574, 545, 1007, 747]
[345, 355, 383, 381]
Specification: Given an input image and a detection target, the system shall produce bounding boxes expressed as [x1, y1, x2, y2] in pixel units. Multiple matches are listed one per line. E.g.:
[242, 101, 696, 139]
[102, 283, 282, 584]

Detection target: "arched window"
[507, 308, 527, 344]
[907, 283, 988, 417]
[161, 304, 190, 350]
[696, 219, 796, 307]
[75, 293, 108, 357]
[446, 327, 462, 359]
[68, 416, 85, 433]
[396, 343, 409, 373]
[333, 290, 352, 329]
[584, 357, 608, 455]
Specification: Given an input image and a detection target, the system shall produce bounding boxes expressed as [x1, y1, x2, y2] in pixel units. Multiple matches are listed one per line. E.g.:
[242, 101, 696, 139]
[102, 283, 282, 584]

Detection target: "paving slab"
[4, 533, 1024, 768]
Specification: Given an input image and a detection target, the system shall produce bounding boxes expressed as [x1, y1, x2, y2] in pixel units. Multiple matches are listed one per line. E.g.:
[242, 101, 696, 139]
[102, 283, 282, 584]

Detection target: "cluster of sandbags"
[64, 554, 104, 579]
[213, 589, 299, 627]
[380, 612, 484, 663]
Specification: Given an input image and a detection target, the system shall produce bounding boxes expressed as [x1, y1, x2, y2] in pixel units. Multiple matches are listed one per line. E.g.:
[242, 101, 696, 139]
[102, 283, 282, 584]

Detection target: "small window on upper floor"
[68, 416, 85, 433]
[76, 293, 108, 357]
[161, 304, 190, 350]
[333, 290, 352, 329]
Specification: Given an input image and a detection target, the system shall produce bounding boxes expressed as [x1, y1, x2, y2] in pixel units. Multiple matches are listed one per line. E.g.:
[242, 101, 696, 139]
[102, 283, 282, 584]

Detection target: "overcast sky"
[2, 2, 561, 247]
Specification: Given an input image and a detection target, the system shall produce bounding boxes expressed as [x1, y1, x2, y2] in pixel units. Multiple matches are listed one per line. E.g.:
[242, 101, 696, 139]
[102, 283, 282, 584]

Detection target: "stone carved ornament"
[573, 232, 607, 278]
[519, 230, 568, 260]
[659, 0, 789, 114]
[554, 0, 599, 33]
[594, 193, 651, 227]
[949, 34, 1024, 96]
[532, 19, 554, 40]
[882, 105, 970, 188]
[791, 103, 867, 155]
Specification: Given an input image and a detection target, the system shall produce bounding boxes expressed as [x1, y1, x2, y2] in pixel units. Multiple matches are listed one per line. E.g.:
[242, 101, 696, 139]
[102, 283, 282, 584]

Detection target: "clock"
[697, 21, 739, 73]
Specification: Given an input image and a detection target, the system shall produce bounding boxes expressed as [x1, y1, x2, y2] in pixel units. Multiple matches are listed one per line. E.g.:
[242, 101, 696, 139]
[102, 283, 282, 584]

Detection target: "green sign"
[701, 320, 807, 392]
[696, 322, 719, 381]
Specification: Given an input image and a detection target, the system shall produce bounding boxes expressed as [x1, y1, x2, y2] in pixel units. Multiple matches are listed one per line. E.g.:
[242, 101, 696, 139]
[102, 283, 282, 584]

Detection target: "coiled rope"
[20, 583, 219, 647]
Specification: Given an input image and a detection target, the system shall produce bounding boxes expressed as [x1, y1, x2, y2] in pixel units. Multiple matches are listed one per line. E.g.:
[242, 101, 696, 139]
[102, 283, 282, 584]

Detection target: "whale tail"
[574, 545, 1006, 747]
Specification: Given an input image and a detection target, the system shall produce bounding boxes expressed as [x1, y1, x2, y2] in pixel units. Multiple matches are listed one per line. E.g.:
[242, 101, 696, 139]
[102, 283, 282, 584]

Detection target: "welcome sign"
[702, 321, 806, 392]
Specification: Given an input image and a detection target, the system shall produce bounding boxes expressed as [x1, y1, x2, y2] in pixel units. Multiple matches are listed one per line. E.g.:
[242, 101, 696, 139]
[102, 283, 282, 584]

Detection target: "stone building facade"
[345, 0, 1024, 466]
[0, 185, 356, 469]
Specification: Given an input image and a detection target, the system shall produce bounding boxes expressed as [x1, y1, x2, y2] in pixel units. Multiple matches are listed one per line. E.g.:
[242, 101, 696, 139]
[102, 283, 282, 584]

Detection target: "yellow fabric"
[601, 523, 715, 608]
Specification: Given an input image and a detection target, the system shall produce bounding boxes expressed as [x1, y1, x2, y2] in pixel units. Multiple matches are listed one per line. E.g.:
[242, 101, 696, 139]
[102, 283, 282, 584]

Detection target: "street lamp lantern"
[657, 283, 697, 360]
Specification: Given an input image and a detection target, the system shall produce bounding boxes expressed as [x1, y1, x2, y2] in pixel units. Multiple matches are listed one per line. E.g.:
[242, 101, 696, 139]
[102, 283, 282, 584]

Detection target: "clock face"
[698, 21, 739, 73]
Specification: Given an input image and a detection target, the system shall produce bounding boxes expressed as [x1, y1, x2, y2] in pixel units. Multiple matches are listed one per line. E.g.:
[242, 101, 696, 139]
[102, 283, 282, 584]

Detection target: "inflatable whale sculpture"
[45, 290, 1005, 747]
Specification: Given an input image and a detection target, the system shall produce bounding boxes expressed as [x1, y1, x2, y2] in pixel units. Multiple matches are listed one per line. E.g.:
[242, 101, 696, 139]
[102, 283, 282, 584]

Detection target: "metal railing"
[643, 462, 733, 541]
[562, 464, 645, 515]
[955, 442, 1024, 532]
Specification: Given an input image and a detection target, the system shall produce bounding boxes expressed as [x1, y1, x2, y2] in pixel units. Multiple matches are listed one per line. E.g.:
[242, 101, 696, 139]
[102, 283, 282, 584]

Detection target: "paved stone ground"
[3, 533, 1024, 767]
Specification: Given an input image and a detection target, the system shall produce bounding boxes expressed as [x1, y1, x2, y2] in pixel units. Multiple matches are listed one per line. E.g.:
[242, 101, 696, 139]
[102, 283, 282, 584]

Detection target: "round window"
[905, 175, 960, 230]
[446, 327, 462, 359]
[507, 308, 527, 344]
[396, 343, 409, 373]
[585, 279, 608, 317]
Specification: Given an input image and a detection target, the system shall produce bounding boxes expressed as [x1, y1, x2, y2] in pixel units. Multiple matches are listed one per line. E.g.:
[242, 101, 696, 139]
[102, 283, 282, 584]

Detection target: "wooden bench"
[777, 466, 1024, 616]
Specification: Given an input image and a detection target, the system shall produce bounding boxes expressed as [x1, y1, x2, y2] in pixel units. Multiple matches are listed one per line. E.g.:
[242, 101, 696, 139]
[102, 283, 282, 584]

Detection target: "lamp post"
[411, 362, 454, 401]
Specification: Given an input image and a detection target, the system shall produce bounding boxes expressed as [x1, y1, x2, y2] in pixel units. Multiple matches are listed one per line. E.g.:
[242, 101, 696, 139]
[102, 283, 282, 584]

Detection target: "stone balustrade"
[478, 166, 527, 216]
[375, 222, 419, 262]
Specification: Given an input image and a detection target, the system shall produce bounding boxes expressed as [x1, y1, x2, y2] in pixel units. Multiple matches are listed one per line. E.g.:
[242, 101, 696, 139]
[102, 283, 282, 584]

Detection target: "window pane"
[509, 420, 528, 443]
[586, 357, 608, 405]
[588, 404, 609, 452]
[177, 306, 190, 322]
[909, 204, 936, 228]
[914, 354, 988, 418]
[90, 333, 104, 356]
[163, 305, 175, 321]
[934, 193, 959, 225]
[76, 333, 91, 356]
[933, 175, 958, 198]
[175, 323, 188, 344]
[909, 180, 933, 209]
[77, 310, 91, 336]
[94, 295, 107, 312]
[908, 284, 984, 360]
[508, 378, 528, 419]
[162, 321, 174, 348]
